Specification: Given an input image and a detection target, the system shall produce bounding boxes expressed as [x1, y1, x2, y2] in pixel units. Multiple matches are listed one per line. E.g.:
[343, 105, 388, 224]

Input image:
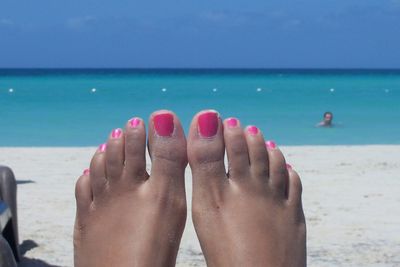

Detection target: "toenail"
[98, 143, 107, 152]
[227, 118, 238, 128]
[266, 140, 277, 149]
[198, 111, 219, 138]
[286, 163, 293, 170]
[112, 128, 122, 138]
[247, 126, 259, 135]
[83, 169, 90, 175]
[130, 117, 141, 128]
[154, 113, 174, 137]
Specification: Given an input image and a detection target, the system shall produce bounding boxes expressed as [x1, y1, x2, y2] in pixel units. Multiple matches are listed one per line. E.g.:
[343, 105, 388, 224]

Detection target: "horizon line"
[1, 67, 400, 71]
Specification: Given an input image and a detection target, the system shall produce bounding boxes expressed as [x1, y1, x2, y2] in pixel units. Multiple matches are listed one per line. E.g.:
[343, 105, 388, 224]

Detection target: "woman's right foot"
[188, 111, 307, 267]
[74, 111, 188, 267]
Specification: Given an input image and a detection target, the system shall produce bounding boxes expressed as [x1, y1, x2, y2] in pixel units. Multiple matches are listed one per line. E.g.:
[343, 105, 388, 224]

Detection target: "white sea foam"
[9, 88, 14, 93]
[91, 88, 97, 93]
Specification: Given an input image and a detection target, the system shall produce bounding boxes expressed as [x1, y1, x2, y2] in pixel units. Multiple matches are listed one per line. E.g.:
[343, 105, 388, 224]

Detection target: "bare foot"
[74, 111, 187, 267]
[188, 111, 306, 267]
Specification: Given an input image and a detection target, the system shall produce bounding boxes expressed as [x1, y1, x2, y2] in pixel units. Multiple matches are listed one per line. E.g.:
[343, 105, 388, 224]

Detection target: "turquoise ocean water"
[0, 69, 399, 146]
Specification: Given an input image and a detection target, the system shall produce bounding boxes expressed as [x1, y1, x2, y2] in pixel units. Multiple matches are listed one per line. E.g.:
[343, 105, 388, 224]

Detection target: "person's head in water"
[322, 111, 333, 126]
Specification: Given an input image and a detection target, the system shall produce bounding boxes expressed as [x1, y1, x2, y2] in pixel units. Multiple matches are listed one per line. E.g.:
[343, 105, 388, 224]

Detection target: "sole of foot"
[74, 111, 188, 267]
[188, 110, 306, 267]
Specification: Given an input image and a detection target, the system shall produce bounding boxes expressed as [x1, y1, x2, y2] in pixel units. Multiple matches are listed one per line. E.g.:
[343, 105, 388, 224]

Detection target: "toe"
[266, 140, 289, 197]
[286, 166, 306, 222]
[287, 166, 303, 205]
[75, 170, 93, 219]
[148, 111, 187, 185]
[124, 117, 148, 181]
[244, 125, 269, 179]
[187, 110, 226, 192]
[223, 118, 250, 179]
[89, 144, 108, 197]
[105, 128, 125, 182]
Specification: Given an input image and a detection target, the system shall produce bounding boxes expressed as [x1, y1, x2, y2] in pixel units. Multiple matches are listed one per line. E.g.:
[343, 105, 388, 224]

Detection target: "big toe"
[147, 111, 187, 189]
[187, 110, 227, 198]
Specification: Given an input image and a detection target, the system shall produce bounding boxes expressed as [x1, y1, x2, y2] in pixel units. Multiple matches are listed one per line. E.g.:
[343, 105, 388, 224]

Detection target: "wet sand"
[1, 146, 399, 267]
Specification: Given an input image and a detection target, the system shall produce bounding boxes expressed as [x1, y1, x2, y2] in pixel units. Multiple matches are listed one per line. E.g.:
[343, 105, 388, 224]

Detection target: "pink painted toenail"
[112, 128, 122, 138]
[130, 118, 141, 128]
[266, 140, 277, 149]
[286, 163, 292, 170]
[83, 169, 90, 175]
[99, 143, 107, 152]
[154, 113, 174, 137]
[198, 111, 219, 137]
[247, 126, 259, 135]
[227, 118, 238, 128]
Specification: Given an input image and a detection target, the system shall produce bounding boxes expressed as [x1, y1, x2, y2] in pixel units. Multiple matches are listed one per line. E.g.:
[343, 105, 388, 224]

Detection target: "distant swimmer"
[317, 111, 333, 127]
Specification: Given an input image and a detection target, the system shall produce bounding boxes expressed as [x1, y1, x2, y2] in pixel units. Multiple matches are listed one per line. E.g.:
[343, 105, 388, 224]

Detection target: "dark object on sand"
[0, 166, 20, 265]
[0, 227, 17, 267]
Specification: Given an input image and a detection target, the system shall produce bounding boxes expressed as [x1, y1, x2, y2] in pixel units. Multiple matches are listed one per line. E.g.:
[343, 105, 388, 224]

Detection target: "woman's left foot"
[188, 111, 307, 267]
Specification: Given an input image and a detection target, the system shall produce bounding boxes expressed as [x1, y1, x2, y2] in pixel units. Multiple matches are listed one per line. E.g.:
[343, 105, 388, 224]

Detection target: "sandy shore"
[0, 146, 399, 266]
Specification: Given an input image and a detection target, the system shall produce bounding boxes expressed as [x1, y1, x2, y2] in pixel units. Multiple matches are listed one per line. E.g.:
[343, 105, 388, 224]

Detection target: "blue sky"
[1, 0, 400, 68]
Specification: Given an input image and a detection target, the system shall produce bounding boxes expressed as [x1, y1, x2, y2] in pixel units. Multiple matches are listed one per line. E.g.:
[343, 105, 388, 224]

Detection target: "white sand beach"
[1, 146, 399, 267]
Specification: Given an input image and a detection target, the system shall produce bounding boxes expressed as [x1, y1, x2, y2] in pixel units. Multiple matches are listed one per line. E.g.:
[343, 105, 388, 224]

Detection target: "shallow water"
[1, 69, 399, 146]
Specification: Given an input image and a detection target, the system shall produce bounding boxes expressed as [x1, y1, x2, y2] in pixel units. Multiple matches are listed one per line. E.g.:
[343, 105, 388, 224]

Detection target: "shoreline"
[1, 145, 399, 266]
